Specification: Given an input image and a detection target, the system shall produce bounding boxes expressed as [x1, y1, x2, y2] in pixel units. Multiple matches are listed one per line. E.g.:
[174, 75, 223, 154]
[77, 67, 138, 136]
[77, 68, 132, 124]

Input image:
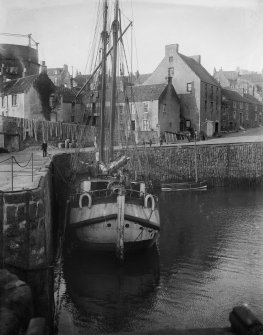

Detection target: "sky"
[0, 0, 263, 76]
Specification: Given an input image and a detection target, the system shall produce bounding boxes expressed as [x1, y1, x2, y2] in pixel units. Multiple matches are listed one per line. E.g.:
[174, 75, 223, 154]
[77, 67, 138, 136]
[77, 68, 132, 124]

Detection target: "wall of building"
[24, 86, 45, 120]
[200, 82, 221, 135]
[158, 85, 180, 133]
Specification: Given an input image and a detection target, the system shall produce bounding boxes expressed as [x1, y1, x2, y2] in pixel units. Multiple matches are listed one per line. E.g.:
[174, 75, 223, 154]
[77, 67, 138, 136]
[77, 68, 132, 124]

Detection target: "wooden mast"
[99, 0, 108, 163]
[109, 0, 119, 161]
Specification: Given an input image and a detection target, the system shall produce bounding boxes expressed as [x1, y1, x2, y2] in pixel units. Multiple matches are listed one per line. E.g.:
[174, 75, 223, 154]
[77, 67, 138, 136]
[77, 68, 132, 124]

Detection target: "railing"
[69, 187, 151, 207]
[0, 153, 34, 191]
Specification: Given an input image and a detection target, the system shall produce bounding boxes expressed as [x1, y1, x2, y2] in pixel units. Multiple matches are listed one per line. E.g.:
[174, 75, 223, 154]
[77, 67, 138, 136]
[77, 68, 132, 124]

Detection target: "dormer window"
[169, 56, 173, 63]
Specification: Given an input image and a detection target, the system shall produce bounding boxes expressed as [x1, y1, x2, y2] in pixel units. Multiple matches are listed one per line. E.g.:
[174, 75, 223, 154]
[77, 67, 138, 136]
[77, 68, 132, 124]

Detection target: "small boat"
[68, 0, 160, 261]
[161, 180, 207, 191]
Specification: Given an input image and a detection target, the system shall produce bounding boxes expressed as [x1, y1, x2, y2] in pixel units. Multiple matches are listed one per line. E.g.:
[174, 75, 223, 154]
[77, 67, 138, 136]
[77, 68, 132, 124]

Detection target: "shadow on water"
[59, 246, 160, 334]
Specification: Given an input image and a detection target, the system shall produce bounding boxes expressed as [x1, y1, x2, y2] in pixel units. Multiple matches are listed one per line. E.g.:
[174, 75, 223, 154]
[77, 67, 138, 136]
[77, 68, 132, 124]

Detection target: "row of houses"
[0, 43, 263, 150]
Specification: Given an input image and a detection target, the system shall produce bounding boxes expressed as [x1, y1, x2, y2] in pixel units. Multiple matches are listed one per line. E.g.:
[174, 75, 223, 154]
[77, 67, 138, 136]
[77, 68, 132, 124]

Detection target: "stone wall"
[124, 142, 263, 187]
[0, 171, 53, 269]
[55, 142, 263, 187]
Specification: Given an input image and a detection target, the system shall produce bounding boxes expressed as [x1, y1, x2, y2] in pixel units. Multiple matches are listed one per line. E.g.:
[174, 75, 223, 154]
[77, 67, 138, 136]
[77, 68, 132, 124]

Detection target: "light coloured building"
[143, 44, 221, 138]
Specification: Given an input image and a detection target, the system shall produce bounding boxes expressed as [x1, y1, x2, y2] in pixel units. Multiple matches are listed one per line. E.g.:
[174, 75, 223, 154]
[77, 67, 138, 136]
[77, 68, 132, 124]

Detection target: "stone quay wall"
[63, 142, 263, 187]
[0, 170, 53, 269]
[124, 142, 263, 186]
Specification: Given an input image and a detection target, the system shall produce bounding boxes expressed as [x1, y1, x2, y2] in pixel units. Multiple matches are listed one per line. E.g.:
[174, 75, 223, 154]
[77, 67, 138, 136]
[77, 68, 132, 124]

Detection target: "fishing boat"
[68, 0, 160, 261]
[161, 133, 207, 191]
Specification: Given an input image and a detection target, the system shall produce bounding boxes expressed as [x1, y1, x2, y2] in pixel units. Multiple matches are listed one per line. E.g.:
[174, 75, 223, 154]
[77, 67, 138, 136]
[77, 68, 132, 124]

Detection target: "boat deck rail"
[69, 188, 157, 207]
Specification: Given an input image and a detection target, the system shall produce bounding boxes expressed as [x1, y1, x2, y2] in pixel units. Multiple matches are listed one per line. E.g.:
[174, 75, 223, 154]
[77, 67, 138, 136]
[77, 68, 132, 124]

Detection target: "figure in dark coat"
[41, 141, 47, 157]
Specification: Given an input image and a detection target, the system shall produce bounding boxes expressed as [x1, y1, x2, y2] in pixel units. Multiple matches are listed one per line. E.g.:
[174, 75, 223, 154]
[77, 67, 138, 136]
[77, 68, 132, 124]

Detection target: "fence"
[0, 153, 34, 191]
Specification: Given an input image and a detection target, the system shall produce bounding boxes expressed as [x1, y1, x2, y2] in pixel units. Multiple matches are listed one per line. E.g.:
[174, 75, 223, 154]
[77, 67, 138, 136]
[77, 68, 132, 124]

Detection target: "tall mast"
[109, 0, 119, 161]
[99, 0, 108, 163]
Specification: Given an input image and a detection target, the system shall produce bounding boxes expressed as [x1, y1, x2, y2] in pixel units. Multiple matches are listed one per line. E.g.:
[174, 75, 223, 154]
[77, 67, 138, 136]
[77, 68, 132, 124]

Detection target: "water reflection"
[61, 247, 160, 334]
[57, 186, 263, 333]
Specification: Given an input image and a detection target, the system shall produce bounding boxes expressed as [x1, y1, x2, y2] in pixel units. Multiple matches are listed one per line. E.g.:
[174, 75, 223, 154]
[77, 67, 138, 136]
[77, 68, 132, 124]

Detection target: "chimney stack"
[165, 44, 179, 58]
[190, 55, 201, 64]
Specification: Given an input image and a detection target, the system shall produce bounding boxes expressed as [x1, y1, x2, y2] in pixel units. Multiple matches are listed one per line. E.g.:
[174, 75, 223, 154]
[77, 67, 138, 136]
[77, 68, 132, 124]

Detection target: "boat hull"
[69, 201, 160, 253]
[161, 180, 207, 191]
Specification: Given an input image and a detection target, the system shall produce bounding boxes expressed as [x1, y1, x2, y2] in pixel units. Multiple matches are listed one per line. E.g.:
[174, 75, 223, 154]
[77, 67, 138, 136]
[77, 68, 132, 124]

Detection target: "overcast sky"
[0, 0, 262, 76]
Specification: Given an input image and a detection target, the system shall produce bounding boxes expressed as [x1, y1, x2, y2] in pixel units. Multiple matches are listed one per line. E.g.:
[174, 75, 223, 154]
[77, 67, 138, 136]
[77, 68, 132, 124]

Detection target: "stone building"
[50, 86, 84, 123]
[117, 79, 180, 143]
[83, 79, 180, 144]
[221, 89, 262, 131]
[47, 64, 71, 87]
[214, 68, 263, 102]
[143, 44, 221, 137]
[0, 72, 54, 121]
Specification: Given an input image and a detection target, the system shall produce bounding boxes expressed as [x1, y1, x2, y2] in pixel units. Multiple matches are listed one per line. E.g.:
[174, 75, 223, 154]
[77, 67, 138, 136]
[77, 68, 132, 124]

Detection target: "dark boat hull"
[161, 180, 207, 191]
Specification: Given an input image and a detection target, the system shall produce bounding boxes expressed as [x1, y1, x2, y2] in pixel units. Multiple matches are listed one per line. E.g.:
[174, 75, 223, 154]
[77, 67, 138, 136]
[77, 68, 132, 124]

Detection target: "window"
[119, 105, 124, 116]
[131, 120, 135, 131]
[245, 103, 249, 111]
[255, 113, 258, 122]
[142, 119, 150, 131]
[1, 96, 4, 107]
[169, 56, 173, 63]
[233, 110, 236, 119]
[240, 102, 243, 109]
[187, 83, 192, 92]
[12, 94, 17, 106]
[71, 115, 75, 122]
[205, 100, 207, 112]
[246, 111, 249, 121]
[131, 103, 136, 115]
[54, 78, 58, 85]
[205, 84, 207, 97]
[210, 101, 213, 111]
[162, 104, 166, 114]
[186, 120, 191, 128]
[168, 67, 174, 77]
[233, 101, 237, 109]
[255, 105, 258, 112]
[169, 122, 172, 128]
[143, 102, 148, 113]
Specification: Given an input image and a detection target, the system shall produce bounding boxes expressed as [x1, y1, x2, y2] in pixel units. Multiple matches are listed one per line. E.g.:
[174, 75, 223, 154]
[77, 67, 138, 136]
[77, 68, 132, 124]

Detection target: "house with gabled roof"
[0, 72, 55, 120]
[143, 44, 221, 138]
[118, 80, 180, 142]
[213, 68, 239, 89]
[221, 89, 263, 131]
[50, 86, 85, 123]
[47, 64, 71, 87]
[83, 79, 180, 144]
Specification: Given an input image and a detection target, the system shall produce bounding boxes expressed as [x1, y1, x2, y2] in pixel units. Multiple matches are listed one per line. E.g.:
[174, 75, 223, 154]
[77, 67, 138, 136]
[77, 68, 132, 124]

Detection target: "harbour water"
[55, 185, 263, 334]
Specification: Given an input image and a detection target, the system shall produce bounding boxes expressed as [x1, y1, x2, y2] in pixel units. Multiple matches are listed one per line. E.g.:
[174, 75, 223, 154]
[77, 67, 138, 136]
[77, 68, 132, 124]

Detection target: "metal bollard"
[229, 305, 263, 335]
[26, 317, 46, 335]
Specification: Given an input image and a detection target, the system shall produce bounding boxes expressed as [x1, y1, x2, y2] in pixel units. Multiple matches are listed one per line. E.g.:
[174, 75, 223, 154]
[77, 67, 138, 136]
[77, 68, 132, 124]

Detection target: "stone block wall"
[124, 143, 263, 186]
[0, 171, 53, 269]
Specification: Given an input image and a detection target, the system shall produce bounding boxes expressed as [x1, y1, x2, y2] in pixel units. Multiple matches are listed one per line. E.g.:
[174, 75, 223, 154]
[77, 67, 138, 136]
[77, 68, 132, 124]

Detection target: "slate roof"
[73, 75, 91, 87]
[179, 53, 219, 86]
[56, 86, 82, 103]
[116, 83, 168, 103]
[222, 89, 250, 103]
[0, 74, 39, 95]
[244, 93, 263, 105]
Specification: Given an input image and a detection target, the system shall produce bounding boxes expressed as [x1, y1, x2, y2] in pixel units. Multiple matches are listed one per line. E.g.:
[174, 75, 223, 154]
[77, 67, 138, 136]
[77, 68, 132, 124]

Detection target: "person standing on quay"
[41, 141, 48, 157]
